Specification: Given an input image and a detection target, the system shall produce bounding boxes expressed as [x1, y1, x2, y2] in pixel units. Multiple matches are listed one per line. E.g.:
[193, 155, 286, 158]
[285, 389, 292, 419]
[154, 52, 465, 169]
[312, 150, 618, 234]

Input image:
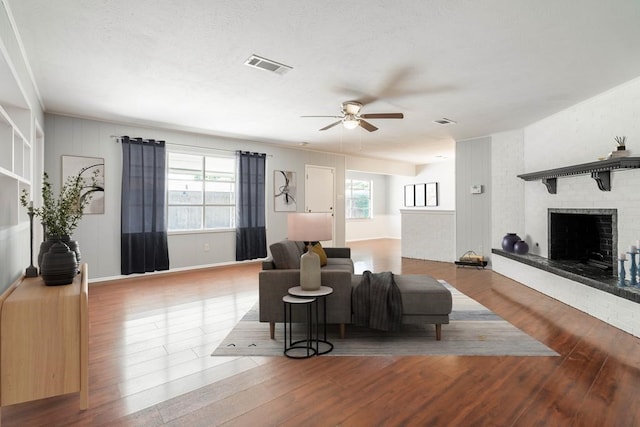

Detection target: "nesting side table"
[288, 286, 334, 355]
[282, 295, 317, 358]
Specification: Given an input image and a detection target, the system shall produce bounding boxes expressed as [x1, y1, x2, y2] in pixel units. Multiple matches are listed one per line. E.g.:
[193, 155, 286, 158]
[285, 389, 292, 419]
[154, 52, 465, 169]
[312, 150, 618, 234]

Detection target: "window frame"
[345, 178, 373, 220]
[166, 149, 236, 233]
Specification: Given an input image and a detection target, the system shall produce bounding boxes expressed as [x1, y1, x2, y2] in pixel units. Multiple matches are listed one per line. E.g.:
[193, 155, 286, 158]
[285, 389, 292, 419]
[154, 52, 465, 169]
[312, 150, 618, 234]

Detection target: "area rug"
[211, 281, 558, 357]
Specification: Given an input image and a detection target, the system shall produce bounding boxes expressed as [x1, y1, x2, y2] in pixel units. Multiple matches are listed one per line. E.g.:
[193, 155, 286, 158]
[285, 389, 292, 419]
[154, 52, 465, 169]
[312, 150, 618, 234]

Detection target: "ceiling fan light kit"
[342, 116, 360, 130]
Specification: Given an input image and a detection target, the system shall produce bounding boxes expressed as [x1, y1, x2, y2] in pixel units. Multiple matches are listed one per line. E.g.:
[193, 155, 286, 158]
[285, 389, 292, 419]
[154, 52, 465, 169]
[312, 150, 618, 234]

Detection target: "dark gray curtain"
[236, 151, 267, 261]
[121, 136, 170, 274]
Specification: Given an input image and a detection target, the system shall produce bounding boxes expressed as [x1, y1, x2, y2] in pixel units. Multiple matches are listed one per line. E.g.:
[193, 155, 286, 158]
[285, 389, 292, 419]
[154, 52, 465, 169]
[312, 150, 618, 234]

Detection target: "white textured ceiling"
[6, 0, 640, 164]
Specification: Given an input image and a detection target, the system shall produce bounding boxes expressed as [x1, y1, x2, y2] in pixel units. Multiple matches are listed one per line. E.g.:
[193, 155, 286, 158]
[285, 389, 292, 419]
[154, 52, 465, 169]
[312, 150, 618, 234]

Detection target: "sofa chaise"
[259, 240, 452, 340]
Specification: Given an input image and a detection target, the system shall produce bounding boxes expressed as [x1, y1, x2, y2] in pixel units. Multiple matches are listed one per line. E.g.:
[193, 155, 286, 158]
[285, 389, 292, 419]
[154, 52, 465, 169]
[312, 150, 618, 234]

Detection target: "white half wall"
[401, 209, 456, 262]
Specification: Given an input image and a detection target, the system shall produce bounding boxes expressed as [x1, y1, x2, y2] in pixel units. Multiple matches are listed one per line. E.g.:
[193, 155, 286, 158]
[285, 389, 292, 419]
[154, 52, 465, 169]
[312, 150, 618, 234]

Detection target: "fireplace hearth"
[492, 208, 639, 304]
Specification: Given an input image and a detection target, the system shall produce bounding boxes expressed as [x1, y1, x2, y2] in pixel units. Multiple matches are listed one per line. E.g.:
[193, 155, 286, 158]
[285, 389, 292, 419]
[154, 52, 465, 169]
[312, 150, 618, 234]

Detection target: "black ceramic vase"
[514, 240, 530, 255]
[38, 237, 56, 268]
[61, 235, 81, 264]
[501, 233, 521, 253]
[40, 241, 78, 286]
[39, 235, 81, 268]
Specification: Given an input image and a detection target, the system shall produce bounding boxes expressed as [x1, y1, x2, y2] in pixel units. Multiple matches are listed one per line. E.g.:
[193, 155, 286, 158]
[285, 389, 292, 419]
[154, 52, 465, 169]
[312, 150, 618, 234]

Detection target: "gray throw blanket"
[352, 271, 403, 331]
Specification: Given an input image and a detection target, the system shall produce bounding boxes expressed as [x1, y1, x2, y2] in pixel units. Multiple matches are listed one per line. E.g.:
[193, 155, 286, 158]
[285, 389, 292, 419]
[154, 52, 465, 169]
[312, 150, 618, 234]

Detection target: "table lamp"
[287, 212, 332, 290]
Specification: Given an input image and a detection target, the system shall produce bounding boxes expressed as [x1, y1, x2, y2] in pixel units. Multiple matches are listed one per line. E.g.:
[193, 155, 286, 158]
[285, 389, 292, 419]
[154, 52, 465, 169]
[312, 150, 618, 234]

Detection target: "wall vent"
[433, 118, 457, 125]
[244, 54, 292, 75]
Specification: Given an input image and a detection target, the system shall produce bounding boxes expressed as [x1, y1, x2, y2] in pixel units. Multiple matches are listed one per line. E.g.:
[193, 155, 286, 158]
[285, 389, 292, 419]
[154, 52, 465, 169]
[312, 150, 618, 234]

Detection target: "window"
[345, 179, 372, 219]
[167, 152, 235, 231]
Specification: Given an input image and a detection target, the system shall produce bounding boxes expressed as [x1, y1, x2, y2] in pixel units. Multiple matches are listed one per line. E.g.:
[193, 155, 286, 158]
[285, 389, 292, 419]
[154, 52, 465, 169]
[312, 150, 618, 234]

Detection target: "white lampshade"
[288, 213, 332, 291]
[342, 117, 360, 130]
[288, 213, 332, 242]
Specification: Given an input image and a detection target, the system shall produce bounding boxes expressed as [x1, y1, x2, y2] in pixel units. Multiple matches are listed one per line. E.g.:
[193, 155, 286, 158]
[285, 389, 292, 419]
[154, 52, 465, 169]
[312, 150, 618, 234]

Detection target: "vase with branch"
[20, 170, 98, 284]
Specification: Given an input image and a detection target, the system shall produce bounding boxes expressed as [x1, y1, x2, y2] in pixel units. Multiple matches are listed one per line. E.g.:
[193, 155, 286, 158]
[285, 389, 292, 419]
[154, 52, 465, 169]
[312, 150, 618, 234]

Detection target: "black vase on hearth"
[501, 233, 521, 253]
[514, 240, 530, 255]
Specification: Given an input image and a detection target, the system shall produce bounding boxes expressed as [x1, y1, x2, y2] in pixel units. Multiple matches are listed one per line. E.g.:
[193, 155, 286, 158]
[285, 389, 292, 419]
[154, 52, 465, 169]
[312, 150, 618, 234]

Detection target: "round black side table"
[282, 295, 317, 359]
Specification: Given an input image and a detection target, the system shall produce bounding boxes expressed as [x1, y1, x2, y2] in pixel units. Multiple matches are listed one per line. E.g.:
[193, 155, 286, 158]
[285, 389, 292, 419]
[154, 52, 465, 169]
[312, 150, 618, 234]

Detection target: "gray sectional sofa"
[259, 239, 452, 340]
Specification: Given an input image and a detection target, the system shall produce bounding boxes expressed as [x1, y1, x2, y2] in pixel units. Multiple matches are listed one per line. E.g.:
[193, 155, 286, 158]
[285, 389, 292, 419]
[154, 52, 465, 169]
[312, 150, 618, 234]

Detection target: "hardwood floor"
[2, 239, 639, 426]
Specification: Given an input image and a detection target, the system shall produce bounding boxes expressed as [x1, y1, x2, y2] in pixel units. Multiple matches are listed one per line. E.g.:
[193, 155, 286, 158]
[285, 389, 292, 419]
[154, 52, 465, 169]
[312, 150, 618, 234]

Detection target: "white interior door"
[305, 165, 335, 244]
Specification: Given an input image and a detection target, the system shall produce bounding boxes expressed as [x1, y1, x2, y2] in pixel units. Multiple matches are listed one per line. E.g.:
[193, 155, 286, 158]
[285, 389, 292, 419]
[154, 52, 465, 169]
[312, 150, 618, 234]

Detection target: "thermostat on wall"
[470, 184, 483, 194]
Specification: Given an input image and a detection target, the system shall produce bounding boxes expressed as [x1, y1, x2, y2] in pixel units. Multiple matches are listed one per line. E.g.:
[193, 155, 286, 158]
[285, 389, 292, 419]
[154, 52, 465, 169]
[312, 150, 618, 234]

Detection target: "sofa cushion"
[310, 243, 328, 266]
[324, 257, 354, 273]
[394, 275, 452, 315]
[270, 240, 303, 269]
[351, 274, 452, 316]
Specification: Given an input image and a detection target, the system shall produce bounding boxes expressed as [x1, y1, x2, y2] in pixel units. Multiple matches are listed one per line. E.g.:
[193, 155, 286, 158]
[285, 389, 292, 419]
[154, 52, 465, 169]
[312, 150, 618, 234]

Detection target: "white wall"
[43, 114, 350, 280]
[345, 158, 456, 243]
[389, 158, 457, 260]
[389, 158, 456, 211]
[345, 171, 396, 241]
[490, 76, 640, 258]
[346, 155, 415, 176]
[491, 76, 640, 336]
[491, 129, 525, 252]
[522, 76, 640, 258]
[456, 137, 492, 260]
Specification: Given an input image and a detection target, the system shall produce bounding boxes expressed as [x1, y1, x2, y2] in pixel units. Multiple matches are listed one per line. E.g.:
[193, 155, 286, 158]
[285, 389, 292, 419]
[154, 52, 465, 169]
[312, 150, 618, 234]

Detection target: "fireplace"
[548, 208, 617, 276]
[492, 207, 637, 309]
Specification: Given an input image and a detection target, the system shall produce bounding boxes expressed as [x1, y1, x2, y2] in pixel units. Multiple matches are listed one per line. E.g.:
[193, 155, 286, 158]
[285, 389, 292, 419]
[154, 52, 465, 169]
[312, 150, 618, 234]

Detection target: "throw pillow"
[270, 240, 302, 269]
[310, 242, 328, 266]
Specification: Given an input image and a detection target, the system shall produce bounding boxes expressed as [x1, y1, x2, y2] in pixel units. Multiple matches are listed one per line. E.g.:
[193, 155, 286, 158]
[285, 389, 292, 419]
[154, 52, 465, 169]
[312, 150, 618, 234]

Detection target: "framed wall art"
[274, 170, 297, 211]
[404, 184, 415, 207]
[61, 155, 105, 214]
[415, 183, 426, 207]
[426, 182, 439, 207]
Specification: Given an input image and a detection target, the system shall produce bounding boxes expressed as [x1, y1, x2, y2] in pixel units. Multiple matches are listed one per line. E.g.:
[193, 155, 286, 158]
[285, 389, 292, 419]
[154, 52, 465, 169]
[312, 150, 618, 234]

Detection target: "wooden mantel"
[517, 156, 640, 194]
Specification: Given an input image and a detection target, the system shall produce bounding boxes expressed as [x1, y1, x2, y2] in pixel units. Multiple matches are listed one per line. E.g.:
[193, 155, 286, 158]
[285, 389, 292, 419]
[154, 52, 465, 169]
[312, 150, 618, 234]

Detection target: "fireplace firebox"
[548, 208, 617, 275]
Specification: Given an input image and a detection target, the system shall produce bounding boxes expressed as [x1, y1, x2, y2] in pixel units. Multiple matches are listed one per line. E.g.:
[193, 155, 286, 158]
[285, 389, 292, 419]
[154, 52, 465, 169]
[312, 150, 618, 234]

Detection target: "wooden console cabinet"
[0, 264, 88, 423]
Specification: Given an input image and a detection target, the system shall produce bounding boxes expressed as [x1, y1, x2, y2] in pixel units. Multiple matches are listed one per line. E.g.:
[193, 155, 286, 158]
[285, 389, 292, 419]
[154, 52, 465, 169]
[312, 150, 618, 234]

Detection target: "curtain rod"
[110, 135, 272, 156]
[111, 135, 163, 144]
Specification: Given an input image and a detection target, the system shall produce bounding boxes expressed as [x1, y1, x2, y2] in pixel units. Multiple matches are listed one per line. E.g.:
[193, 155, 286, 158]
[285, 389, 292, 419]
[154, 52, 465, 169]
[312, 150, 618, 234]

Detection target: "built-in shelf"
[517, 157, 640, 193]
[0, 49, 34, 231]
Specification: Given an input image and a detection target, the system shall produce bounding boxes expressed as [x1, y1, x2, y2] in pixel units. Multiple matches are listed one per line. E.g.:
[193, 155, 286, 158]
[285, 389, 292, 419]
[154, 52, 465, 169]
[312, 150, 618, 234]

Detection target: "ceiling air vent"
[244, 54, 292, 75]
[433, 118, 457, 125]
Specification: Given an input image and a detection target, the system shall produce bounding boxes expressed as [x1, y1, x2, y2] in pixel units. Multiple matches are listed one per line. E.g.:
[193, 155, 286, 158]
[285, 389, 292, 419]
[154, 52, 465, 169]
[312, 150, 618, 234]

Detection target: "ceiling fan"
[302, 101, 404, 132]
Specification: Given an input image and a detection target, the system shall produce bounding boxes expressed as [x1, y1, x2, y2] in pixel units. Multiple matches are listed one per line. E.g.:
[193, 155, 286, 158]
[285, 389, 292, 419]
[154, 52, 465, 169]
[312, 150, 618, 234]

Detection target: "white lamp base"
[300, 246, 321, 291]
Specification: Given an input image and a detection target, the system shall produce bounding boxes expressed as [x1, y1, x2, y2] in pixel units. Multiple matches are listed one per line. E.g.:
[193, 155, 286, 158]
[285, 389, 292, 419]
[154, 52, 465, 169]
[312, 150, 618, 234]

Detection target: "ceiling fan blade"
[301, 115, 342, 118]
[360, 113, 404, 119]
[319, 120, 342, 131]
[359, 120, 378, 132]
